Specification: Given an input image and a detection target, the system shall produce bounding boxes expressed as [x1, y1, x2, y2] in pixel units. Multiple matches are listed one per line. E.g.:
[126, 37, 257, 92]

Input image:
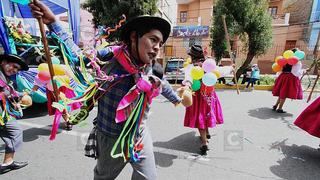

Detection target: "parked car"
[164, 58, 185, 83]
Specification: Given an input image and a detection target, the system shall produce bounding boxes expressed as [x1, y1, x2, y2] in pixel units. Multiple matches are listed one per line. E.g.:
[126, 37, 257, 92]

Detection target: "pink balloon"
[202, 59, 216, 73]
[277, 58, 287, 67]
[38, 71, 51, 81]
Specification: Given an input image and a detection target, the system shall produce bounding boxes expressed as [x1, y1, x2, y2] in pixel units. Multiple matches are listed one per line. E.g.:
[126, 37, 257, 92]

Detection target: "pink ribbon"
[115, 77, 161, 123]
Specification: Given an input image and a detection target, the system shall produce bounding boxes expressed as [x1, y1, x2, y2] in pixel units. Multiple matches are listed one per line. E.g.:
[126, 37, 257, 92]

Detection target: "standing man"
[30, 1, 181, 179]
[0, 54, 29, 174]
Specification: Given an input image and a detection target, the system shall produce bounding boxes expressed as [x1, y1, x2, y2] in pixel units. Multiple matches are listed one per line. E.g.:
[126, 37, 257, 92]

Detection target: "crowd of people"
[0, 1, 319, 179]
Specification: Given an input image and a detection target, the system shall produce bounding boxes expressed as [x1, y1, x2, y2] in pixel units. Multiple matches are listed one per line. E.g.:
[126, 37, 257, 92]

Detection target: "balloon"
[38, 71, 51, 81]
[38, 63, 49, 72]
[183, 61, 190, 68]
[53, 64, 65, 75]
[200, 83, 215, 94]
[212, 70, 221, 78]
[202, 58, 216, 73]
[202, 72, 217, 86]
[277, 58, 287, 67]
[287, 56, 299, 65]
[294, 50, 305, 60]
[275, 56, 284, 63]
[186, 57, 191, 63]
[51, 56, 60, 64]
[283, 50, 294, 59]
[191, 80, 201, 91]
[272, 63, 282, 72]
[190, 66, 204, 80]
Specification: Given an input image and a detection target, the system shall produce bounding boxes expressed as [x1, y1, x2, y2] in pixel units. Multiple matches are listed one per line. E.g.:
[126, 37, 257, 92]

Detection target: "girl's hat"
[0, 54, 29, 71]
[188, 44, 204, 59]
[120, 15, 171, 44]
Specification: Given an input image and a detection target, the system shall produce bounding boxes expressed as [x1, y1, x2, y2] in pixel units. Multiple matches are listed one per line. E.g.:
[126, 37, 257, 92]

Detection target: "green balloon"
[192, 80, 201, 91]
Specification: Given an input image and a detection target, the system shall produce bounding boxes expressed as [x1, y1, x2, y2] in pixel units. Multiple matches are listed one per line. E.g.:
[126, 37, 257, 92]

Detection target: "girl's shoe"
[206, 134, 211, 139]
[276, 109, 286, 113]
[272, 105, 277, 111]
[200, 145, 208, 155]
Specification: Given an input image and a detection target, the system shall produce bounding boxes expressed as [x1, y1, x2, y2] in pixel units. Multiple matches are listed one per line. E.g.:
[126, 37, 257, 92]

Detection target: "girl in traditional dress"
[182, 45, 224, 155]
[272, 49, 303, 113]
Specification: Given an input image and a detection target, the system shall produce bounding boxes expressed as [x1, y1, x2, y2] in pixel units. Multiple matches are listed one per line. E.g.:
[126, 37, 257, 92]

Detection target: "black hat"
[188, 44, 204, 59]
[120, 15, 171, 44]
[0, 54, 29, 71]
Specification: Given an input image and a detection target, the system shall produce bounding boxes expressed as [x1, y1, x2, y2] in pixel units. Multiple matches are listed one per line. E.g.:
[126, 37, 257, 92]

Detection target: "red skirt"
[294, 97, 320, 138]
[272, 72, 303, 99]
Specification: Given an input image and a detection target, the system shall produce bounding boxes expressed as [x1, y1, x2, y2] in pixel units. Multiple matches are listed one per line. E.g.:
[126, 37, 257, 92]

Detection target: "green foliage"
[259, 75, 275, 85]
[81, 0, 158, 40]
[211, 0, 273, 59]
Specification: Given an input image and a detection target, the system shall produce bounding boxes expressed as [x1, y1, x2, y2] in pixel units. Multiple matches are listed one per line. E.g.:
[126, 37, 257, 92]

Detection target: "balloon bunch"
[185, 58, 220, 94]
[272, 49, 305, 77]
[36, 57, 70, 91]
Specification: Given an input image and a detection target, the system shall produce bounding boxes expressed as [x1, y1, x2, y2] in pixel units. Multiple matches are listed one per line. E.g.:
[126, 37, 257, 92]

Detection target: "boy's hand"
[29, 1, 56, 24]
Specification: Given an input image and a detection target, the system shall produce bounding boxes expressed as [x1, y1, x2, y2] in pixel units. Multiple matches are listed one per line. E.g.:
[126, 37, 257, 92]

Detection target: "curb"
[171, 84, 274, 91]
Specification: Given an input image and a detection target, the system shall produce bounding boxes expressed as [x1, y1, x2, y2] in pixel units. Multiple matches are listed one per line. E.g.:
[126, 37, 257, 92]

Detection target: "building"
[164, 0, 214, 62]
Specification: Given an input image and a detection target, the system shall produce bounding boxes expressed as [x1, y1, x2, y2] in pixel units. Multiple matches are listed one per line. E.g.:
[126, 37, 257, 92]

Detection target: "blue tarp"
[0, 0, 80, 53]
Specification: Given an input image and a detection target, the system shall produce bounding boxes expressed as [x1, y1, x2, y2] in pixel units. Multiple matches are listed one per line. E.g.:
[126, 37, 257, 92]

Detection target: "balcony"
[176, 17, 201, 26]
[271, 13, 290, 26]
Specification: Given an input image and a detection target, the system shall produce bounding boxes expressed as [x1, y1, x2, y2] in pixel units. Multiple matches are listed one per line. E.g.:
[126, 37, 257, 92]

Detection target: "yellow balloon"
[212, 70, 221, 78]
[38, 63, 49, 71]
[283, 50, 294, 59]
[183, 61, 190, 68]
[190, 66, 204, 80]
[53, 64, 65, 75]
[186, 57, 191, 63]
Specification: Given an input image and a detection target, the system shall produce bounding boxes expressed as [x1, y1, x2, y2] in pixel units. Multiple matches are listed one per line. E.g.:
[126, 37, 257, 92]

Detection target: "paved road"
[1, 90, 320, 180]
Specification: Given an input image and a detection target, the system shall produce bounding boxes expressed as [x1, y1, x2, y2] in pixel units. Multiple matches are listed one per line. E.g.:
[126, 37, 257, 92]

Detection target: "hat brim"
[0, 54, 29, 71]
[120, 16, 171, 44]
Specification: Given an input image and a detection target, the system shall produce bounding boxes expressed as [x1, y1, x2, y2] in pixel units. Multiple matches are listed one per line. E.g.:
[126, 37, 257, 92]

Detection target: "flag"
[10, 0, 30, 5]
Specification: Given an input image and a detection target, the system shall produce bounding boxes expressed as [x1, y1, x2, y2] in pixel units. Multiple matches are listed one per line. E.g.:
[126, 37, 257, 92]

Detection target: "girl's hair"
[282, 64, 292, 72]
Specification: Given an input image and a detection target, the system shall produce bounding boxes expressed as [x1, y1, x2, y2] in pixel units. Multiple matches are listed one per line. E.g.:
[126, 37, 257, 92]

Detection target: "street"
[1, 90, 320, 180]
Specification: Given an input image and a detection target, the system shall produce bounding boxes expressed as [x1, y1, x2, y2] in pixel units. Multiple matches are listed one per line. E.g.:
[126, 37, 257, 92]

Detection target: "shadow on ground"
[154, 151, 178, 168]
[23, 123, 64, 142]
[153, 132, 199, 154]
[269, 139, 320, 180]
[248, 107, 298, 130]
[21, 103, 48, 119]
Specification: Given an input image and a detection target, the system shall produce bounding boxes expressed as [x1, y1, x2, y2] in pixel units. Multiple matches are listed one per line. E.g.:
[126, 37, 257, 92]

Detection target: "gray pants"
[0, 120, 23, 153]
[94, 128, 156, 180]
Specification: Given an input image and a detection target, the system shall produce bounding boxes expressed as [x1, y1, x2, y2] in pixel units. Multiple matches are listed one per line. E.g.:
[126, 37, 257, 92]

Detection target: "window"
[180, 11, 187, 23]
[189, 37, 202, 47]
[164, 45, 173, 56]
[268, 7, 278, 17]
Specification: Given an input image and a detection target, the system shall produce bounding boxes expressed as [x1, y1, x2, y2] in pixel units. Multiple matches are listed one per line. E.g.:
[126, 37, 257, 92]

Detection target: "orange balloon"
[272, 63, 282, 72]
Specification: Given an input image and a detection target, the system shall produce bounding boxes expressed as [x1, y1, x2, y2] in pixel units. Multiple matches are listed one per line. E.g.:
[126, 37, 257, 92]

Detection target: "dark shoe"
[272, 105, 277, 111]
[0, 161, 28, 174]
[64, 122, 73, 131]
[200, 145, 208, 155]
[276, 109, 286, 113]
[206, 134, 211, 139]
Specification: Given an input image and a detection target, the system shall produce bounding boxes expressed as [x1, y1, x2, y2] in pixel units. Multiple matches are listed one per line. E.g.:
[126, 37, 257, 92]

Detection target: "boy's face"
[131, 29, 164, 65]
[1, 61, 21, 76]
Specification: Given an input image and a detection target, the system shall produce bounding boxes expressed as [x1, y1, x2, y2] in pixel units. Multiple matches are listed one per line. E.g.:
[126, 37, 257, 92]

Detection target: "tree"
[81, 0, 158, 40]
[210, 0, 272, 80]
